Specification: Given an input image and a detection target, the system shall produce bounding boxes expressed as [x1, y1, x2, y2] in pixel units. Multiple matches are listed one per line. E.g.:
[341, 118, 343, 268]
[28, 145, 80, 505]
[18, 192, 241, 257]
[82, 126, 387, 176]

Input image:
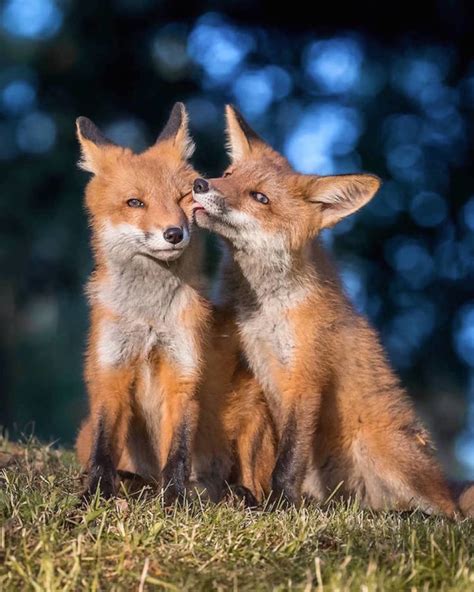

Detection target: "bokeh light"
[454, 305, 474, 368]
[304, 38, 363, 94]
[385, 237, 434, 289]
[1, 0, 62, 40]
[2, 80, 37, 115]
[188, 14, 254, 86]
[410, 191, 447, 227]
[105, 118, 148, 152]
[284, 103, 363, 174]
[16, 111, 56, 153]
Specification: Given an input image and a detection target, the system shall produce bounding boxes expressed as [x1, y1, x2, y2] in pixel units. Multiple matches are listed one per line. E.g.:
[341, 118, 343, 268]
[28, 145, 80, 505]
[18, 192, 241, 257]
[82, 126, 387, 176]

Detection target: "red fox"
[75, 102, 210, 501]
[191, 105, 461, 516]
[75, 103, 274, 504]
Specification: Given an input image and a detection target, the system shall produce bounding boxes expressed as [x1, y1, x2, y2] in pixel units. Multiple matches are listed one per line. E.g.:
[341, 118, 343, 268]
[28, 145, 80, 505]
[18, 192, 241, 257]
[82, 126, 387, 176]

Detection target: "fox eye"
[127, 198, 144, 208]
[250, 191, 269, 205]
[223, 171, 232, 177]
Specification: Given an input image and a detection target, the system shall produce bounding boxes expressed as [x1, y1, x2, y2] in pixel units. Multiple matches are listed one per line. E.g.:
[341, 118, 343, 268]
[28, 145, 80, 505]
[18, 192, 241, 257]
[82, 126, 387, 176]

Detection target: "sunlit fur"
[75, 107, 211, 500]
[75, 106, 275, 503]
[192, 105, 462, 516]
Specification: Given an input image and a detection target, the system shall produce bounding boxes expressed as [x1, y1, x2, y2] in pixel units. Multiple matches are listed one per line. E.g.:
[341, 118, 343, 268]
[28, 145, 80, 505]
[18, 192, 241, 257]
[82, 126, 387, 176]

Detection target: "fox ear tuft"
[156, 102, 195, 159]
[76, 117, 116, 174]
[225, 104, 263, 162]
[308, 174, 381, 228]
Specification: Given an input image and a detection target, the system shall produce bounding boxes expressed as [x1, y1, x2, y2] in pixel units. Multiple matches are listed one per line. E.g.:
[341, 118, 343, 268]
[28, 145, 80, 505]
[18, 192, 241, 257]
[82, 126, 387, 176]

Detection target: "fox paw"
[226, 484, 259, 508]
[81, 470, 117, 502]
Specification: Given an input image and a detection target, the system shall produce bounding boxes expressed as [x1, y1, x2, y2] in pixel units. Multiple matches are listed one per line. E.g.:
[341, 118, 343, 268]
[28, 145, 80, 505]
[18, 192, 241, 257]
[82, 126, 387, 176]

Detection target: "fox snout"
[193, 178, 209, 194]
[192, 177, 253, 239]
[139, 224, 190, 261]
[163, 226, 185, 245]
[145, 224, 189, 251]
[192, 178, 226, 216]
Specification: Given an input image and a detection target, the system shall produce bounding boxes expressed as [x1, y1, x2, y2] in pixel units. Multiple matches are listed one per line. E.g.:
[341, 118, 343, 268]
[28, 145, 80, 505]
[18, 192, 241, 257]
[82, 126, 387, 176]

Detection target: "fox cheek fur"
[191, 104, 460, 516]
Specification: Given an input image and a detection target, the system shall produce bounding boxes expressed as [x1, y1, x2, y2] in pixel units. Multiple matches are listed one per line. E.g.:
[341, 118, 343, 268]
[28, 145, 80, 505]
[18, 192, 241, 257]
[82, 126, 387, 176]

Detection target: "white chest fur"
[92, 255, 200, 377]
[238, 302, 295, 397]
[233, 247, 311, 397]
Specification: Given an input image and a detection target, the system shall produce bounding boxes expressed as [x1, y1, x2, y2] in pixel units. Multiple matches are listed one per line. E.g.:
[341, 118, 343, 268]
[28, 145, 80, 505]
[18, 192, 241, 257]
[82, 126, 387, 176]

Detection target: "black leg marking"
[227, 484, 259, 508]
[320, 456, 333, 471]
[161, 419, 192, 506]
[271, 413, 301, 505]
[83, 416, 117, 500]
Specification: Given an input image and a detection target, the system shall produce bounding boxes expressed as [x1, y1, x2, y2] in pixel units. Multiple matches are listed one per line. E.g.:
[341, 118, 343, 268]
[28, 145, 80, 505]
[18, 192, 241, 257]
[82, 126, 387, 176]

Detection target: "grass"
[0, 436, 473, 591]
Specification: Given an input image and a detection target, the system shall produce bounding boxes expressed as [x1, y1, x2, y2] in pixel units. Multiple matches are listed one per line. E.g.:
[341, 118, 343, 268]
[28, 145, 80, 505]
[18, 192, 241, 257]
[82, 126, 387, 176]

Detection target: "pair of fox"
[75, 102, 473, 518]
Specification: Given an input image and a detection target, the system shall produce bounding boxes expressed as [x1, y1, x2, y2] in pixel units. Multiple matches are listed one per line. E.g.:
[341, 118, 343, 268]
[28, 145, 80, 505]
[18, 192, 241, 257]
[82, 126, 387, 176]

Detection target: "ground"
[0, 436, 473, 591]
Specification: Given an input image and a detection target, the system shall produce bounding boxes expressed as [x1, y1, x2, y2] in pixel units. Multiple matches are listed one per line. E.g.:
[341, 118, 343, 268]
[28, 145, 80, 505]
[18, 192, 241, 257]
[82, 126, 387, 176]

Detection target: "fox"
[75, 102, 210, 502]
[191, 104, 462, 516]
[75, 102, 275, 504]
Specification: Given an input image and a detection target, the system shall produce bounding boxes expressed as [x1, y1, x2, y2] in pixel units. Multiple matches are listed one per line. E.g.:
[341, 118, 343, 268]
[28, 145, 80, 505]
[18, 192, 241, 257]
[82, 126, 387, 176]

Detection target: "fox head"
[77, 102, 197, 264]
[192, 105, 381, 253]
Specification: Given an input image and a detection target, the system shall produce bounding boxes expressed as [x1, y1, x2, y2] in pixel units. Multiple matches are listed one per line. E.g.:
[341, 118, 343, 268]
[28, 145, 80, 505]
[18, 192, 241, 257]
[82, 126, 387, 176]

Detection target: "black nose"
[193, 178, 209, 194]
[163, 226, 184, 245]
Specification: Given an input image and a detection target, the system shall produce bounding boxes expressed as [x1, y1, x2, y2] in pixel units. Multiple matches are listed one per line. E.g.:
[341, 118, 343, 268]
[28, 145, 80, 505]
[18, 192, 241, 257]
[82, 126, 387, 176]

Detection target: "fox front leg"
[81, 366, 134, 500]
[270, 400, 316, 505]
[271, 414, 304, 504]
[161, 411, 196, 505]
[153, 366, 200, 506]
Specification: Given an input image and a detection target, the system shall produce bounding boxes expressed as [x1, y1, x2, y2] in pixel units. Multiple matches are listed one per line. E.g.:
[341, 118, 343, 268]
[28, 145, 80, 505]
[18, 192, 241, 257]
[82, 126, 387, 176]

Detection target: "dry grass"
[1, 435, 473, 591]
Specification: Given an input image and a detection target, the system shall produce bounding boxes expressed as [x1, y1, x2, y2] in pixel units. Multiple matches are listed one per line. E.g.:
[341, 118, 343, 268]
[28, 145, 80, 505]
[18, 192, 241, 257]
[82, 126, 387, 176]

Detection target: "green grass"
[1, 436, 473, 591]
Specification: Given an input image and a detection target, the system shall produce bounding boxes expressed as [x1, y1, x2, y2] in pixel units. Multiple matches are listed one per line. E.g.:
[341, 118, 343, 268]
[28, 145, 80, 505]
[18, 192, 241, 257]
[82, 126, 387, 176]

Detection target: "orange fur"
[75, 104, 210, 500]
[75, 104, 275, 503]
[192, 105, 459, 516]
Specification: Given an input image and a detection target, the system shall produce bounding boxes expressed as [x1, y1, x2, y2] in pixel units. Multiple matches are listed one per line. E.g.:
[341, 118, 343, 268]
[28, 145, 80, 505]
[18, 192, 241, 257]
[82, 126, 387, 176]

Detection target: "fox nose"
[193, 178, 209, 194]
[163, 226, 184, 245]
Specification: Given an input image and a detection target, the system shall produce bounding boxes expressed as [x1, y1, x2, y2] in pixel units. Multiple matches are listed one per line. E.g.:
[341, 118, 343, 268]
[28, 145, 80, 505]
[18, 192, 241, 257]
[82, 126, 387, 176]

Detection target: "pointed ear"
[225, 104, 264, 162]
[307, 174, 381, 228]
[76, 116, 117, 174]
[155, 102, 194, 159]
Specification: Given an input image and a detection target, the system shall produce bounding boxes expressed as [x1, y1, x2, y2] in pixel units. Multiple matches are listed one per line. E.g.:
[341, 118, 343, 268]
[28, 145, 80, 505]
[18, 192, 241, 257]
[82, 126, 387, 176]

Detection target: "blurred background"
[0, 0, 473, 477]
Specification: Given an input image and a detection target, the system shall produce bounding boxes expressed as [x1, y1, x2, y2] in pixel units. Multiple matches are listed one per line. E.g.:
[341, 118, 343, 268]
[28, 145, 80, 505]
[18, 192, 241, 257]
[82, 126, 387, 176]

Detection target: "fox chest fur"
[237, 296, 294, 386]
[90, 256, 202, 378]
[232, 253, 310, 401]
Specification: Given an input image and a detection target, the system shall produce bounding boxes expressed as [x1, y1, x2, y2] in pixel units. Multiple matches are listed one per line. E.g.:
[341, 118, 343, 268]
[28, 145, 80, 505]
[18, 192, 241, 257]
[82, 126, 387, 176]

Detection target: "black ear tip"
[226, 103, 240, 119]
[76, 116, 113, 146]
[76, 116, 92, 132]
[157, 102, 188, 143]
[170, 102, 186, 120]
[225, 104, 261, 141]
[76, 116, 97, 138]
[226, 103, 245, 124]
